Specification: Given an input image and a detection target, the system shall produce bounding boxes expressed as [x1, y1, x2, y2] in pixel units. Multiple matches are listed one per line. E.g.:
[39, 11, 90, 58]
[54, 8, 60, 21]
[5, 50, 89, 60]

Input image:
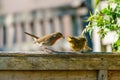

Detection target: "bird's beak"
[67, 36, 72, 41]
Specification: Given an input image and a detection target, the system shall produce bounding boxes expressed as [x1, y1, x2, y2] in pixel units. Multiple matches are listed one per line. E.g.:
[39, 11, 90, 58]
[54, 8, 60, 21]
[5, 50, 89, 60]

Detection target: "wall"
[0, 52, 120, 80]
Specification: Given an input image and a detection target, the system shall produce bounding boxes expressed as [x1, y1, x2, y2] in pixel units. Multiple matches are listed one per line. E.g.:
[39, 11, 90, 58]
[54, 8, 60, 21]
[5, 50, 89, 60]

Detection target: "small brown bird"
[24, 32, 64, 51]
[67, 36, 91, 51]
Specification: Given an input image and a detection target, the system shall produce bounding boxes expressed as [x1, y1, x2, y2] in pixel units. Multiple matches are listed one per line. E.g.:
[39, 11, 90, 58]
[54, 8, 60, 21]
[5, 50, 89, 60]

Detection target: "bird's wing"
[24, 32, 39, 39]
[35, 35, 51, 43]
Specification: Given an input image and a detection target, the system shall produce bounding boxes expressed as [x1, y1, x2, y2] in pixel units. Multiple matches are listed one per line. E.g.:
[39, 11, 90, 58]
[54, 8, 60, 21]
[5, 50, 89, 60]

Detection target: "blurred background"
[0, 0, 111, 52]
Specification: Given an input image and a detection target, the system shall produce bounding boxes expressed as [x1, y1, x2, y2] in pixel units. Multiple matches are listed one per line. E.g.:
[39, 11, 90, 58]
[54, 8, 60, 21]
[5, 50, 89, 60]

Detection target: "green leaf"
[101, 8, 107, 14]
[112, 38, 120, 52]
[96, 0, 100, 7]
[84, 0, 120, 51]
[89, 29, 93, 38]
[117, 14, 120, 18]
[108, 4, 111, 10]
[115, 38, 120, 46]
[87, 12, 95, 21]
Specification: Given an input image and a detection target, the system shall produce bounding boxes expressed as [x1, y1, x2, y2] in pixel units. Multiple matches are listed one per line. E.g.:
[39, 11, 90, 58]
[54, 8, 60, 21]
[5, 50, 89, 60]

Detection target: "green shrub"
[83, 0, 120, 51]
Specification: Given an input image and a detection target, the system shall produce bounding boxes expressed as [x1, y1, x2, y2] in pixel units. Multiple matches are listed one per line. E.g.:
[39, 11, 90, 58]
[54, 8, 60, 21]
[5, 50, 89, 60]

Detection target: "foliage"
[83, 0, 120, 51]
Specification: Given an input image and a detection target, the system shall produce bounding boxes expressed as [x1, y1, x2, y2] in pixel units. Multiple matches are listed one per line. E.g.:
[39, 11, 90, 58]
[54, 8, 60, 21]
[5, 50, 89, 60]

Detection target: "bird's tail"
[24, 32, 39, 39]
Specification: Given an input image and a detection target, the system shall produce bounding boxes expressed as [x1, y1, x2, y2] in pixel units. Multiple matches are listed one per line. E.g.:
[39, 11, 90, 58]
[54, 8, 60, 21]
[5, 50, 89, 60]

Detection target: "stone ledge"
[0, 51, 120, 70]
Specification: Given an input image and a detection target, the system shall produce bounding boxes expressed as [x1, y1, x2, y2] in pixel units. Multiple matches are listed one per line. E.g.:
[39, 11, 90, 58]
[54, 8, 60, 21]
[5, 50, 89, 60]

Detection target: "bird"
[67, 36, 91, 51]
[24, 32, 64, 52]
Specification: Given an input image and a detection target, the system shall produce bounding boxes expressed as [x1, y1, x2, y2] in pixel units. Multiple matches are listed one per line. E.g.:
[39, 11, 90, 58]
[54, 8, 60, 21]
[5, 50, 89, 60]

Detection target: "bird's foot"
[44, 47, 56, 52]
[80, 50, 92, 53]
[40, 47, 56, 53]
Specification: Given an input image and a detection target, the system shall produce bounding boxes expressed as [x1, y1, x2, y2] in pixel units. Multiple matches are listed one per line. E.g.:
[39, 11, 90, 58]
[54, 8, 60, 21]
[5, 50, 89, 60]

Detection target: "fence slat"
[98, 70, 108, 80]
[0, 26, 3, 48]
[106, 45, 112, 52]
[43, 19, 52, 34]
[33, 19, 43, 37]
[62, 15, 72, 36]
[24, 21, 32, 41]
[15, 23, 23, 44]
[53, 16, 62, 32]
[6, 25, 14, 48]
[76, 16, 83, 35]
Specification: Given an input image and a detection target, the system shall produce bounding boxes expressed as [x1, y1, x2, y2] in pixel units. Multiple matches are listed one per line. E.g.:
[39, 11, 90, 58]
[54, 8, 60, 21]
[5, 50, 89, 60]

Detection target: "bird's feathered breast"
[68, 36, 87, 51]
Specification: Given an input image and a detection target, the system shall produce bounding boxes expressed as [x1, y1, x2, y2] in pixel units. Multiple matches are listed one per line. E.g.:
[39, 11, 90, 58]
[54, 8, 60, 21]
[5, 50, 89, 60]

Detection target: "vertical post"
[15, 22, 22, 45]
[24, 21, 32, 41]
[53, 16, 62, 32]
[0, 26, 3, 48]
[98, 70, 108, 80]
[42, 10, 53, 35]
[106, 44, 112, 52]
[6, 25, 14, 48]
[33, 19, 43, 37]
[92, 28, 101, 52]
[33, 11, 44, 37]
[5, 14, 14, 48]
[62, 15, 72, 36]
[43, 18, 52, 35]
[76, 15, 83, 35]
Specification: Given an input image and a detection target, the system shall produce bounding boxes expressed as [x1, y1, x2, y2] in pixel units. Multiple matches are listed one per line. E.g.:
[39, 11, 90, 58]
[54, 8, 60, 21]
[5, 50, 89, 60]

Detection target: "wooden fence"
[0, 52, 120, 80]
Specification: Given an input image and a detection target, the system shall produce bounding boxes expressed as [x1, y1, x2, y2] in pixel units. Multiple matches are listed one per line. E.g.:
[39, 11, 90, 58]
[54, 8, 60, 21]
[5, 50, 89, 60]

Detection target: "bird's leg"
[40, 46, 56, 53]
[80, 50, 92, 53]
[45, 47, 56, 52]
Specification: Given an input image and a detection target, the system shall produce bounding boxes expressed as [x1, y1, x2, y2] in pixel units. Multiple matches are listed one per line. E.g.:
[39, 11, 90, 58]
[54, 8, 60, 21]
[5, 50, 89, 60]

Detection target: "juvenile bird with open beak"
[67, 36, 91, 52]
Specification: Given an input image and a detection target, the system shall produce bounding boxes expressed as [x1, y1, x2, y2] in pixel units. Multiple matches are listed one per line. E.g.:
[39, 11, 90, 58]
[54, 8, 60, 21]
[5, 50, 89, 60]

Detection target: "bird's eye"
[58, 33, 62, 37]
[81, 38, 86, 41]
[71, 37, 74, 39]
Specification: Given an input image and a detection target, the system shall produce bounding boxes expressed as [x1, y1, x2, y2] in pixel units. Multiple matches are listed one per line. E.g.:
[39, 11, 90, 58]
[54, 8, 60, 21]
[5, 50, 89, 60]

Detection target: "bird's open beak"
[67, 36, 72, 42]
